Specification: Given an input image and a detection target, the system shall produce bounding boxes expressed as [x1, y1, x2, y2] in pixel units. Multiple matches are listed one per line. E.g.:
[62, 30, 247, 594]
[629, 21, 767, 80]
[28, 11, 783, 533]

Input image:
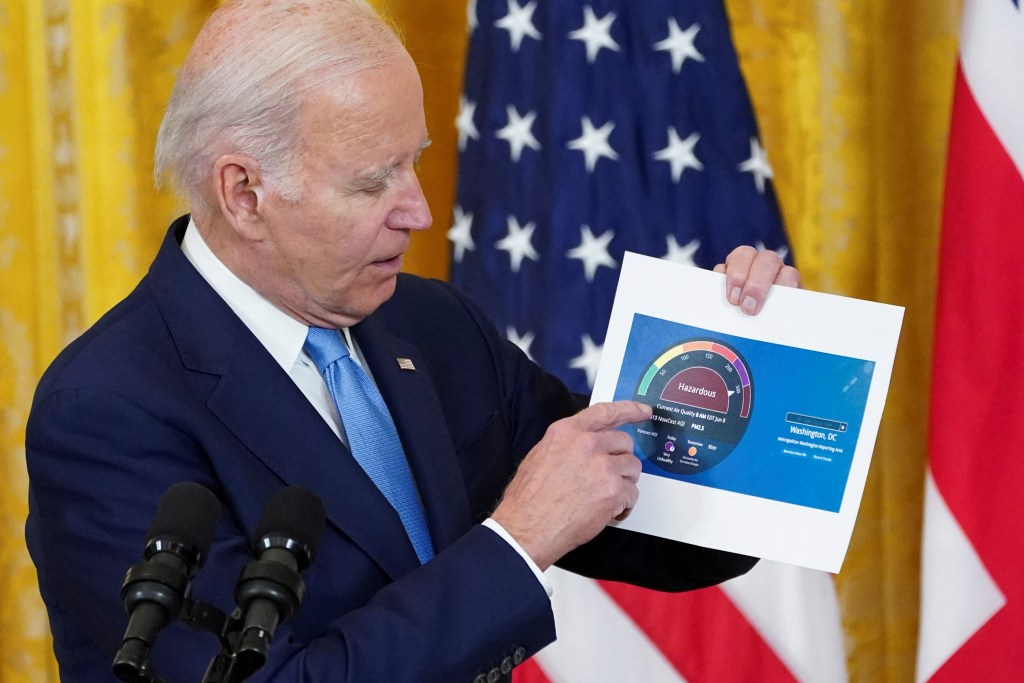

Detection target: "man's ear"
[211, 154, 268, 240]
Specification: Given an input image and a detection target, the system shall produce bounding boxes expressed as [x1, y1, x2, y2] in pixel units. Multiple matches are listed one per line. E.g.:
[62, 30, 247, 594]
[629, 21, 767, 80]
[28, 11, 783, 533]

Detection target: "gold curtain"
[0, 0, 961, 681]
[0, 1, 217, 680]
[726, 2, 962, 680]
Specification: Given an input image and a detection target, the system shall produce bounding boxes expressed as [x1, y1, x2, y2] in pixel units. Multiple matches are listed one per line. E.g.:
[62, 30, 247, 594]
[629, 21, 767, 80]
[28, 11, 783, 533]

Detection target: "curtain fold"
[0, 1, 961, 680]
[725, 2, 961, 679]
[0, 2, 216, 680]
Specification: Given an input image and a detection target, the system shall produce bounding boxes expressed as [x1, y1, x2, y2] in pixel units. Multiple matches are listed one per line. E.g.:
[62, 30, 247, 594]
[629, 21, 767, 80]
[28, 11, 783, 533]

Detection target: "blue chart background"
[614, 313, 876, 512]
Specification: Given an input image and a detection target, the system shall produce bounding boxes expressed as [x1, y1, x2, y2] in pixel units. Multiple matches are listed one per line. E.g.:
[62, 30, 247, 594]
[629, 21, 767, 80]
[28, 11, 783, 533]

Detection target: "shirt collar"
[181, 217, 308, 373]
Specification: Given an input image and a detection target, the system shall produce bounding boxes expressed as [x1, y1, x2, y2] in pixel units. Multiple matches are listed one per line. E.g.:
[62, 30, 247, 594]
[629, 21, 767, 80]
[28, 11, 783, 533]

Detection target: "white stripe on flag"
[916, 471, 1006, 682]
[534, 568, 687, 683]
[722, 560, 848, 683]
[960, 0, 1024, 178]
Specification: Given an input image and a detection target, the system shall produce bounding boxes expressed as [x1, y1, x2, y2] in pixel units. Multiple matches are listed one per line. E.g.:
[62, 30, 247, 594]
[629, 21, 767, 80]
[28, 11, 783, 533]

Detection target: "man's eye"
[362, 181, 388, 194]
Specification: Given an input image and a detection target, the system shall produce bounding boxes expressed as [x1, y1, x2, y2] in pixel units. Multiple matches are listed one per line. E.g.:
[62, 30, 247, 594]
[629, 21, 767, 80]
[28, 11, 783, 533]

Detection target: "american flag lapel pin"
[396, 358, 416, 371]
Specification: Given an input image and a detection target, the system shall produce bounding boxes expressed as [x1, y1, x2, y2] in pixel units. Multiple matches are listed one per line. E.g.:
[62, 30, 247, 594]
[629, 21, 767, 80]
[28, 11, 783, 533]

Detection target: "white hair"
[154, 0, 401, 217]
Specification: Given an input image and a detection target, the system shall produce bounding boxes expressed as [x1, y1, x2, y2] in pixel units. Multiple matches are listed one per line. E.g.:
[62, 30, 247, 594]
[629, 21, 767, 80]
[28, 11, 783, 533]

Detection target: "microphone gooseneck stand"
[195, 552, 307, 683]
[113, 482, 222, 683]
[112, 484, 325, 683]
[201, 486, 326, 683]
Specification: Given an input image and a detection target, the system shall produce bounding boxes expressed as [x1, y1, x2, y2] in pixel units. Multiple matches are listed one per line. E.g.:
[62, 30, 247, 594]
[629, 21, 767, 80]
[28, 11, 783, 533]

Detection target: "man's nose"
[386, 174, 432, 231]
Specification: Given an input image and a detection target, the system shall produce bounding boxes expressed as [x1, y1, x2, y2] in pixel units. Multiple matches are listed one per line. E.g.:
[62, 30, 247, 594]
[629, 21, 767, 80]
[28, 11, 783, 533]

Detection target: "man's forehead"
[295, 60, 427, 162]
[304, 54, 421, 118]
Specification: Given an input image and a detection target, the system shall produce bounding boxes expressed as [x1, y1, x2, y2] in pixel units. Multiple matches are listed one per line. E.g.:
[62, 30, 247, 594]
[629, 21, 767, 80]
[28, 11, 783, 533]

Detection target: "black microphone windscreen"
[255, 486, 327, 551]
[145, 482, 222, 559]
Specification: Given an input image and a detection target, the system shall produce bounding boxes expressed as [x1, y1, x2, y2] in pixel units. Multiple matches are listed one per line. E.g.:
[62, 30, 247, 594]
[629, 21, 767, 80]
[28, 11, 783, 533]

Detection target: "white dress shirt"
[180, 219, 551, 596]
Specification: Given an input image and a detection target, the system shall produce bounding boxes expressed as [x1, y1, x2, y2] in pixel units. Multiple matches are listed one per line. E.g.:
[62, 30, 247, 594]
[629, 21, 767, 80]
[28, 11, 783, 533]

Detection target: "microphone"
[113, 482, 222, 682]
[232, 486, 326, 679]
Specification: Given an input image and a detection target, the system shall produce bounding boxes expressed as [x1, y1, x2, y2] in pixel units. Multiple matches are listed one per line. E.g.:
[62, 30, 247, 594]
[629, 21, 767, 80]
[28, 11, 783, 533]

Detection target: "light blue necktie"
[304, 327, 435, 564]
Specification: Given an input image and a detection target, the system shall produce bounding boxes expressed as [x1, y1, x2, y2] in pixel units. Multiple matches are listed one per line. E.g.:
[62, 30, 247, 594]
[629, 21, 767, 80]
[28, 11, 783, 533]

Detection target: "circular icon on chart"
[632, 338, 754, 474]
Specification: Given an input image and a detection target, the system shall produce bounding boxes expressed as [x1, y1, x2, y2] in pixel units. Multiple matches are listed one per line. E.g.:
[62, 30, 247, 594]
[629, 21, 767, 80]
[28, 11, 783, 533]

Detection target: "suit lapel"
[206, 330, 421, 578]
[353, 315, 473, 553]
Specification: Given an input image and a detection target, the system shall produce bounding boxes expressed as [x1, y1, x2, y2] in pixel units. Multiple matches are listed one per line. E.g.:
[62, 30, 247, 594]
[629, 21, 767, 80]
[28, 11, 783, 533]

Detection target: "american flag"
[917, 0, 1024, 679]
[450, 1, 846, 681]
[450, 0, 789, 395]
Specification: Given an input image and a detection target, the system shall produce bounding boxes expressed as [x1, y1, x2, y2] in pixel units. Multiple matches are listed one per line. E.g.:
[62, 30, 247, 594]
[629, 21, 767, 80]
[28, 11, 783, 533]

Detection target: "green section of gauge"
[638, 364, 660, 396]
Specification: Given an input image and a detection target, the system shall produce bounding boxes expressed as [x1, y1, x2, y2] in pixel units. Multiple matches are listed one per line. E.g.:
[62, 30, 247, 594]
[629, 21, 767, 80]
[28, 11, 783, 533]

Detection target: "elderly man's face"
[254, 51, 432, 328]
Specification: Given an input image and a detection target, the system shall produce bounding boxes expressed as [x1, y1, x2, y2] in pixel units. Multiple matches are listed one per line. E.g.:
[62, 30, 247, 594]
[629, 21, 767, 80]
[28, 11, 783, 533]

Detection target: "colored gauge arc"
[632, 338, 754, 474]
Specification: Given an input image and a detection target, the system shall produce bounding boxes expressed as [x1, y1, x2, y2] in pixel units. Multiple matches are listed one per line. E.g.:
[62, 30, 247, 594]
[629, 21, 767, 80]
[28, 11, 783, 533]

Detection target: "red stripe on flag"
[515, 657, 553, 683]
[599, 582, 797, 682]
[928, 65, 1024, 679]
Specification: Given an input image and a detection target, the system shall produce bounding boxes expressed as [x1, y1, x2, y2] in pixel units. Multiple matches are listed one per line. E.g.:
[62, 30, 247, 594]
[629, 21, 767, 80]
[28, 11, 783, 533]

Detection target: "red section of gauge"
[661, 366, 730, 413]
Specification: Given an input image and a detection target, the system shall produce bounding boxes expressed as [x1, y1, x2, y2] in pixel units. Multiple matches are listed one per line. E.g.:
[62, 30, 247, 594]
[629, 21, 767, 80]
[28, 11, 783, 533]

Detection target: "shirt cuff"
[481, 518, 554, 598]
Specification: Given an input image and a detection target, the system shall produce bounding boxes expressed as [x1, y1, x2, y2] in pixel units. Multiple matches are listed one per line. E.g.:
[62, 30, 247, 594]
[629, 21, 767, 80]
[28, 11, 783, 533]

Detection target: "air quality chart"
[634, 339, 753, 474]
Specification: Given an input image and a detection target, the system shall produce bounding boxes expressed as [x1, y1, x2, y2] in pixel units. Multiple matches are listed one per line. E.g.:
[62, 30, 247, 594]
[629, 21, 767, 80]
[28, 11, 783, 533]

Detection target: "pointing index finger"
[576, 401, 652, 432]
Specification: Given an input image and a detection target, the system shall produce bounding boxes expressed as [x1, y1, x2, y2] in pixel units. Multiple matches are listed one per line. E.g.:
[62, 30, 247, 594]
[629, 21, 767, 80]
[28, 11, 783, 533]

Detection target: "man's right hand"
[490, 400, 652, 571]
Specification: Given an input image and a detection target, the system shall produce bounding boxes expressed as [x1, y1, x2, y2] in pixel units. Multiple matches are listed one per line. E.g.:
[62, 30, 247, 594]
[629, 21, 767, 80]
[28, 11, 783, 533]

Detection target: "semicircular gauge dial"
[632, 338, 753, 474]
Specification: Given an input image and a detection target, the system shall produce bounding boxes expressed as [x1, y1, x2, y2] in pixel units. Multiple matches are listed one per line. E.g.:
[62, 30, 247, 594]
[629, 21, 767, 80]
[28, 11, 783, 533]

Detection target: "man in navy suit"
[25, 1, 801, 681]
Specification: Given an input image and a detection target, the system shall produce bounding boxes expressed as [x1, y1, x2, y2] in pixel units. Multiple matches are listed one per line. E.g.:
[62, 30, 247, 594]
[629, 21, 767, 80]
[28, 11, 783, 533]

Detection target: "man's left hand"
[713, 245, 802, 316]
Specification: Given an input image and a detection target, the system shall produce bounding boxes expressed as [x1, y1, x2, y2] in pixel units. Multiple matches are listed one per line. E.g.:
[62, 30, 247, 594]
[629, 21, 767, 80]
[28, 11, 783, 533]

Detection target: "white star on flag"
[755, 240, 789, 263]
[495, 215, 540, 272]
[456, 96, 480, 151]
[654, 18, 704, 74]
[662, 236, 701, 266]
[467, 0, 478, 33]
[568, 6, 621, 63]
[496, 105, 541, 162]
[739, 137, 773, 193]
[653, 128, 703, 182]
[506, 326, 536, 363]
[567, 225, 618, 282]
[448, 206, 475, 263]
[569, 334, 603, 389]
[494, 0, 541, 52]
[567, 116, 619, 173]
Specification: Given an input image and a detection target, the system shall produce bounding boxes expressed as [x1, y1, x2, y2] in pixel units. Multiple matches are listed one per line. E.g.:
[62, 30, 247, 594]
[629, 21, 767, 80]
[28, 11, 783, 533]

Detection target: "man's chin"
[347, 278, 400, 323]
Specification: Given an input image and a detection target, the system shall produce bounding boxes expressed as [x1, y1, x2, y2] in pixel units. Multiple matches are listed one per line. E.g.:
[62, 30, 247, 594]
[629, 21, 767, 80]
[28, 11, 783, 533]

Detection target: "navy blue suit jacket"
[26, 217, 755, 682]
